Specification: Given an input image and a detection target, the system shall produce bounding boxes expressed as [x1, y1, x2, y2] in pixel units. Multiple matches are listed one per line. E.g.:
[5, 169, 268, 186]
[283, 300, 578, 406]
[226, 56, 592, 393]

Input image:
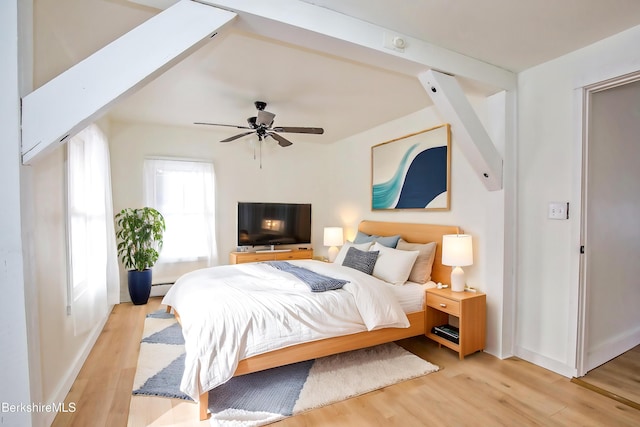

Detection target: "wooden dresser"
[229, 248, 314, 264]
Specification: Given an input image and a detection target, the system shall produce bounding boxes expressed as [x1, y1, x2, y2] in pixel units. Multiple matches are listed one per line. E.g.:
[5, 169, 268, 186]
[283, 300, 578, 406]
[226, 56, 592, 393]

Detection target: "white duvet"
[161, 259, 409, 400]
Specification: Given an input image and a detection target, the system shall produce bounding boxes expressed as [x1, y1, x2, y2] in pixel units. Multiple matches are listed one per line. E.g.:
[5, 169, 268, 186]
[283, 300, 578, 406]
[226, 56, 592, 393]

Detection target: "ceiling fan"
[194, 101, 324, 147]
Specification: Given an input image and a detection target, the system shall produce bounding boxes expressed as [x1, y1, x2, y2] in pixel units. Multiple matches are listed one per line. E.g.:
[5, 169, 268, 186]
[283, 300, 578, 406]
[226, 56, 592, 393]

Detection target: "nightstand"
[425, 287, 486, 360]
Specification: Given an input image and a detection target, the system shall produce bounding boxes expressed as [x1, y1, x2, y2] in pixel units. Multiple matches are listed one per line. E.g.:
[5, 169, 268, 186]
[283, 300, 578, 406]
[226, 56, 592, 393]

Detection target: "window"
[144, 159, 217, 282]
[67, 124, 119, 335]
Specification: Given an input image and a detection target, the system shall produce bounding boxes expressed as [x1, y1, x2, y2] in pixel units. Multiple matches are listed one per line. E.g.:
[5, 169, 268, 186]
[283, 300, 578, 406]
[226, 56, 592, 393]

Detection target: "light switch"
[548, 202, 569, 220]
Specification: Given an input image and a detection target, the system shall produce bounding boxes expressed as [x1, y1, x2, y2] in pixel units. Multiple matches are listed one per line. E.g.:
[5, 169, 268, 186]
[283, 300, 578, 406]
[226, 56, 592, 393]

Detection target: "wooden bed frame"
[169, 220, 460, 420]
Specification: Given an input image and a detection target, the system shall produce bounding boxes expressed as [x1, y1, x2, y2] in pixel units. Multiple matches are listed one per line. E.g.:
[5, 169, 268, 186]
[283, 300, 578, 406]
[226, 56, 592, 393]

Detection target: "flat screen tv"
[237, 202, 312, 247]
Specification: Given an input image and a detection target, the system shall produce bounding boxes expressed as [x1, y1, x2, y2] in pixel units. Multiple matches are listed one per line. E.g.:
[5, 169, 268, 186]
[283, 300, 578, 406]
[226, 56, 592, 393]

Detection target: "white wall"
[2, 2, 99, 426]
[109, 120, 334, 300]
[516, 24, 640, 376]
[0, 1, 32, 426]
[325, 97, 509, 358]
[23, 130, 114, 427]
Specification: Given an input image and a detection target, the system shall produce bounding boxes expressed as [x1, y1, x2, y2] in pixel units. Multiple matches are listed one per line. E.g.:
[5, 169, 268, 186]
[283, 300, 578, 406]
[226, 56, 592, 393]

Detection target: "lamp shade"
[323, 227, 344, 247]
[442, 234, 473, 267]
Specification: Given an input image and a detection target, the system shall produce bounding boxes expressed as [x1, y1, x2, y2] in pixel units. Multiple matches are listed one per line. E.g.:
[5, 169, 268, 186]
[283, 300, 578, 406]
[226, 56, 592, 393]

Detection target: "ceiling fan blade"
[268, 132, 293, 147]
[220, 131, 255, 142]
[194, 122, 253, 130]
[257, 110, 276, 126]
[271, 126, 324, 134]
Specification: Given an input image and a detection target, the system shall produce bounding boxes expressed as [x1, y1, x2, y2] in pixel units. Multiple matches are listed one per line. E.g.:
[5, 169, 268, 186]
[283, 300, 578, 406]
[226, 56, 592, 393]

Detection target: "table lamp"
[442, 234, 473, 292]
[323, 227, 344, 262]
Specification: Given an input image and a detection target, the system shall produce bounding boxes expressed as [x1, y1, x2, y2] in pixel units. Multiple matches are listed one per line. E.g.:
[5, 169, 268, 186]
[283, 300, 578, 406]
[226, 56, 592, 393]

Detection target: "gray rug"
[133, 310, 439, 426]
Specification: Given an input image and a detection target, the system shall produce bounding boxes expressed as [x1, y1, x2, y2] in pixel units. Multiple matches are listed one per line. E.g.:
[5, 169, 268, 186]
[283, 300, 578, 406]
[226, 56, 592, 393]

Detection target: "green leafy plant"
[115, 207, 166, 272]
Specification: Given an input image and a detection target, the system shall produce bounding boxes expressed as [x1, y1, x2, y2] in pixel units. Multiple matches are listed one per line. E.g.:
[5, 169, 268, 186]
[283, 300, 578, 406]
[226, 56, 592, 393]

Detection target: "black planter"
[128, 269, 152, 305]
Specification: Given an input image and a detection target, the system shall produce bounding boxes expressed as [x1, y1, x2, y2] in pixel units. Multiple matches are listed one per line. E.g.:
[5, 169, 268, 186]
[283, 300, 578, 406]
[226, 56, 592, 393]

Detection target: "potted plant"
[115, 207, 166, 305]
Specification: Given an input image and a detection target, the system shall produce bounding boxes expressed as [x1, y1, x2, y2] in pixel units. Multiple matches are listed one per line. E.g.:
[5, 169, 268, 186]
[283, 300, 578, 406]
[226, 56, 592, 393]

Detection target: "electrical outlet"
[548, 202, 569, 220]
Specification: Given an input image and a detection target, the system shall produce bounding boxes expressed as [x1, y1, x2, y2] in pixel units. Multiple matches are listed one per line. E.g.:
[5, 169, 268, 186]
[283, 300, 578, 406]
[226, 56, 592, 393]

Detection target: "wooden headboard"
[358, 220, 461, 284]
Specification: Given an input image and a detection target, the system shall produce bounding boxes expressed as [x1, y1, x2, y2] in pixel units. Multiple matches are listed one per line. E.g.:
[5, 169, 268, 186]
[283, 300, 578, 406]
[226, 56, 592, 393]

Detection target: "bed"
[162, 220, 460, 420]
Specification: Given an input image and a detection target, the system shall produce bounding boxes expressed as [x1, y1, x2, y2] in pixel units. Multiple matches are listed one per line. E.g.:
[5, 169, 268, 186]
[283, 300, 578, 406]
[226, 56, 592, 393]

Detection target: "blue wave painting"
[372, 145, 447, 209]
[372, 144, 419, 208]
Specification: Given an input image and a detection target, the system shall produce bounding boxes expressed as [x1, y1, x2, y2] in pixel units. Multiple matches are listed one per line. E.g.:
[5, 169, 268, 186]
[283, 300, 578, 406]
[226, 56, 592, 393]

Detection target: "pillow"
[396, 239, 437, 283]
[333, 241, 372, 265]
[353, 231, 401, 248]
[369, 242, 419, 285]
[341, 247, 379, 275]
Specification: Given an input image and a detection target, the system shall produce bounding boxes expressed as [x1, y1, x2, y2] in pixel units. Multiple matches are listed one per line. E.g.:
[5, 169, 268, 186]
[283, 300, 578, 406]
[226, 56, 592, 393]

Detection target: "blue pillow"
[353, 231, 401, 248]
[342, 247, 379, 275]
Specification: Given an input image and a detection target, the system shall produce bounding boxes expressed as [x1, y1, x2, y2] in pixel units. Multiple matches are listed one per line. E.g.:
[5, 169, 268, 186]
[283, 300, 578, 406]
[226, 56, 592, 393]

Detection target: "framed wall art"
[371, 124, 451, 211]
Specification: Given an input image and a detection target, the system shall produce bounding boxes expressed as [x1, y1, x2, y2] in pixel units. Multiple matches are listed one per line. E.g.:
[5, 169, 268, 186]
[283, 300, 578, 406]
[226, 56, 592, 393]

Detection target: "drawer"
[276, 250, 312, 261]
[426, 294, 460, 316]
[237, 254, 274, 263]
[231, 249, 313, 264]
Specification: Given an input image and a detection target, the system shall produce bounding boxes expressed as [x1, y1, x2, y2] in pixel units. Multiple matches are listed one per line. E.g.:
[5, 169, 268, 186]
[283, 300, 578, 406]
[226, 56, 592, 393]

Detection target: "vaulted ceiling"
[34, 0, 640, 144]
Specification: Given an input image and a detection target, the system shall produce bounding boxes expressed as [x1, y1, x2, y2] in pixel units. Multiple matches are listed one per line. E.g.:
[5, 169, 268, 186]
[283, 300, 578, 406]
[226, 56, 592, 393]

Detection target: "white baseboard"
[585, 326, 640, 372]
[514, 345, 577, 378]
[150, 283, 172, 297]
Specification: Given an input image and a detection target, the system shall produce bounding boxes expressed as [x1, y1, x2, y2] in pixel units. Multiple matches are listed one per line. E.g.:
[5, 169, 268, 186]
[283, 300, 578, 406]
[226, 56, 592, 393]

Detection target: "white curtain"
[67, 124, 119, 336]
[144, 158, 218, 284]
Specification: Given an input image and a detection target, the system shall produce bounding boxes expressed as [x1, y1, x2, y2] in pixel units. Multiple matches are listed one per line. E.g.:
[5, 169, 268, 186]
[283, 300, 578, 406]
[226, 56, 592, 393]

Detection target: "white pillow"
[369, 242, 419, 285]
[334, 241, 372, 265]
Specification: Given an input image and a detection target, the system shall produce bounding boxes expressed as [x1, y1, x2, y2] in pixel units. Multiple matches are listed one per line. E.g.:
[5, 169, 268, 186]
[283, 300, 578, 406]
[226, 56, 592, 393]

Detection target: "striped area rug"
[133, 310, 439, 426]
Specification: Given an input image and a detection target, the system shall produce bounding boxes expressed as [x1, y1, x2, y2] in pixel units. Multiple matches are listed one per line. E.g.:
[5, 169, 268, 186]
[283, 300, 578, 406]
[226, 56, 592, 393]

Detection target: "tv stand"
[229, 248, 313, 264]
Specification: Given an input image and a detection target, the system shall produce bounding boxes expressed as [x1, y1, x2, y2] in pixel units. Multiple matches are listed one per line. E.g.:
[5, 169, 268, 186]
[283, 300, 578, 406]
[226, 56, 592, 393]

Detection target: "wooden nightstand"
[425, 287, 486, 360]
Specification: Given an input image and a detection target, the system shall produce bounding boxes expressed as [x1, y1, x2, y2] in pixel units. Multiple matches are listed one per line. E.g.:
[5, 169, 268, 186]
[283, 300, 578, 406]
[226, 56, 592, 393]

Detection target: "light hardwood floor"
[572, 345, 640, 409]
[52, 298, 640, 426]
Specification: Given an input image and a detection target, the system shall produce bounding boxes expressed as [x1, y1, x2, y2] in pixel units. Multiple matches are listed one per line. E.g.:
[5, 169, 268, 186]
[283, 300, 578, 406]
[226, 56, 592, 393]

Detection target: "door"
[581, 76, 640, 373]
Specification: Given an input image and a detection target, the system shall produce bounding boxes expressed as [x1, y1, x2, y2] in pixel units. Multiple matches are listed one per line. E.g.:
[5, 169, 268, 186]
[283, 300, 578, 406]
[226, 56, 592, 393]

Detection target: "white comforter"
[161, 259, 409, 400]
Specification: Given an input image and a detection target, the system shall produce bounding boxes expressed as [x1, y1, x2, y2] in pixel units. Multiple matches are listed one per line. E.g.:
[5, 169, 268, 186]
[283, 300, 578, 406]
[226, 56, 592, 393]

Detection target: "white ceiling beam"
[197, 0, 515, 92]
[21, 0, 236, 164]
[419, 69, 503, 191]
